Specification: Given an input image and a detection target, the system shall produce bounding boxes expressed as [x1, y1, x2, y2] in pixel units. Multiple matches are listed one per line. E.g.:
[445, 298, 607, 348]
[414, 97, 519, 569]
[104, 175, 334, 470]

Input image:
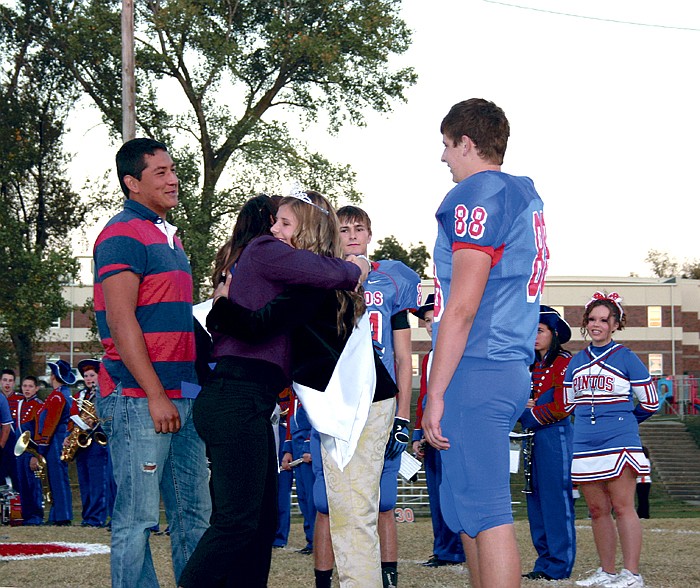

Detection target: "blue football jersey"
[364, 259, 421, 380]
[432, 170, 548, 363]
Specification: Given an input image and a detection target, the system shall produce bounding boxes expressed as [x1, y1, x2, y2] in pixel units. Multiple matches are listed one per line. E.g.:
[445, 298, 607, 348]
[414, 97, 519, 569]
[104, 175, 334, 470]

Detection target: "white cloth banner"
[293, 313, 376, 471]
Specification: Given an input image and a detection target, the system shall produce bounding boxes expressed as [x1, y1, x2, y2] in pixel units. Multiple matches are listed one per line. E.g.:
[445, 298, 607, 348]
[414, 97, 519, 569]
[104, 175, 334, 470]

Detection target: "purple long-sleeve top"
[211, 235, 361, 378]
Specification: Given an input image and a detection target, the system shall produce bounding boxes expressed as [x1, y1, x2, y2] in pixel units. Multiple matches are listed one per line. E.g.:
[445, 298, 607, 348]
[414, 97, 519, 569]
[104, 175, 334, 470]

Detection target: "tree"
[645, 249, 679, 278]
[19, 0, 416, 298]
[371, 235, 431, 278]
[645, 249, 700, 280]
[0, 7, 83, 376]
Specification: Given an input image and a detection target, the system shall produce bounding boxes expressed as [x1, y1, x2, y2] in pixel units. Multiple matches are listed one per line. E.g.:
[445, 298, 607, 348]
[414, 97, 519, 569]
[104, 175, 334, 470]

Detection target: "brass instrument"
[60, 397, 107, 462]
[14, 431, 52, 504]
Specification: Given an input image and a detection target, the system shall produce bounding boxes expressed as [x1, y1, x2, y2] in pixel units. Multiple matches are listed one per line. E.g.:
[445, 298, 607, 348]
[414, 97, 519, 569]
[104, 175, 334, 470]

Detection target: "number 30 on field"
[394, 507, 414, 523]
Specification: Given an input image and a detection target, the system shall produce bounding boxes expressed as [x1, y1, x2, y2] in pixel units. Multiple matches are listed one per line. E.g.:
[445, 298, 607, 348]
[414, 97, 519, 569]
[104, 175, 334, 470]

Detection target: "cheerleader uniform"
[563, 341, 659, 483]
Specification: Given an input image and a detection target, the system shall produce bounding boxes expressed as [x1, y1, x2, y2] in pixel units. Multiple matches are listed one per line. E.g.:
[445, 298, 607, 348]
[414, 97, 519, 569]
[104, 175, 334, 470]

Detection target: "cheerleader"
[565, 293, 659, 588]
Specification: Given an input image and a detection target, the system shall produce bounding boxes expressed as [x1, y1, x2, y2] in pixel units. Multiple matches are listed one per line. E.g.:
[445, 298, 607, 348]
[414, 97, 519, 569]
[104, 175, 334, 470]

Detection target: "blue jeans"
[96, 389, 211, 588]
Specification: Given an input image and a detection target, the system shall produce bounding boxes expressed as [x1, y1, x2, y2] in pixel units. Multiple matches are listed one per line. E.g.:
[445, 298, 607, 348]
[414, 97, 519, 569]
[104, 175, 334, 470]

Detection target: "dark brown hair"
[211, 194, 278, 288]
[580, 299, 626, 338]
[440, 98, 510, 165]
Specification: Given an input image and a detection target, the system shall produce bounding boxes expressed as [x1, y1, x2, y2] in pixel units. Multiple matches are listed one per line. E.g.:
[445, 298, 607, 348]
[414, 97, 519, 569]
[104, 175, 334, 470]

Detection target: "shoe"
[422, 555, 461, 568]
[576, 568, 617, 587]
[602, 569, 644, 588]
[272, 544, 285, 549]
[296, 546, 313, 555]
[522, 571, 555, 581]
[51, 520, 72, 527]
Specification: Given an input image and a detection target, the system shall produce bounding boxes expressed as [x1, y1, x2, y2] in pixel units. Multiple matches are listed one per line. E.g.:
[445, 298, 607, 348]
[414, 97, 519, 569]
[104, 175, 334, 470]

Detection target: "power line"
[483, 0, 700, 32]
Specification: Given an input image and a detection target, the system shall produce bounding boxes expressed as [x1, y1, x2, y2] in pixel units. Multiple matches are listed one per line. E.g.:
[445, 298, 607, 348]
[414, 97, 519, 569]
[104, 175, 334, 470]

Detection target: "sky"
[64, 0, 700, 278]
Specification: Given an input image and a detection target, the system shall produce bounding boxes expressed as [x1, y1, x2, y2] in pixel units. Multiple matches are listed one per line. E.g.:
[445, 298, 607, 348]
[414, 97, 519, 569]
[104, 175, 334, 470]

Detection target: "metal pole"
[670, 281, 676, 375]
[122, 0, 136, 141]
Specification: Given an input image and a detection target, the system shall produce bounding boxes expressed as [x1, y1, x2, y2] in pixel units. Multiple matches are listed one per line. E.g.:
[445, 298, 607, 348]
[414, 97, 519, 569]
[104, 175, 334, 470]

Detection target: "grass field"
[1, 516, 700, 587]
[2, 416, 699, 587]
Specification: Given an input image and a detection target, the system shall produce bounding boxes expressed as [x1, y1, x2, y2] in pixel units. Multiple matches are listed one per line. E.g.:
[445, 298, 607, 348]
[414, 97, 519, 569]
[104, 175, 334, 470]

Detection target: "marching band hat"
[539, 305, 571, 344]
[412, 294, 435, 321]
[47, 359, 77, 386]
[77, 358, 102, 376]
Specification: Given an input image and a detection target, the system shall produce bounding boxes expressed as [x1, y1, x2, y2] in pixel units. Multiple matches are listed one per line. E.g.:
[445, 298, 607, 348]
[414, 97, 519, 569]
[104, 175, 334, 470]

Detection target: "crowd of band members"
[0, 361, 115, 528]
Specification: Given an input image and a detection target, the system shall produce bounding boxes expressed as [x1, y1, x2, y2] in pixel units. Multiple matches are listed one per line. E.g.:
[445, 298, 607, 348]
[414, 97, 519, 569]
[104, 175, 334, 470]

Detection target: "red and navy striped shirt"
[93, 200, 197, 399]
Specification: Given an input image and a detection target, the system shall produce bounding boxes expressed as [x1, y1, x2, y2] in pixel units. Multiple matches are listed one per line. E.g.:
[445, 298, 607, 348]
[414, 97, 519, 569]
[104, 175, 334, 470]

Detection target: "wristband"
[355, 254, 372, 272]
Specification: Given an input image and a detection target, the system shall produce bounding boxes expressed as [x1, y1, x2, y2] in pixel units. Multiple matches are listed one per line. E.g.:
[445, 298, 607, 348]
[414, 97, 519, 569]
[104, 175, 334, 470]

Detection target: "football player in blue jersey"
[309, 205, 420, 588]
[423, 98, 549, 588]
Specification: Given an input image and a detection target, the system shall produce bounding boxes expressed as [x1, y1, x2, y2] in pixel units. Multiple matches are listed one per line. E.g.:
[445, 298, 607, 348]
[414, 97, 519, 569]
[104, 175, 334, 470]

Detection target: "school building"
[410, 276, 700, 405]
[17, 271, 700, 406]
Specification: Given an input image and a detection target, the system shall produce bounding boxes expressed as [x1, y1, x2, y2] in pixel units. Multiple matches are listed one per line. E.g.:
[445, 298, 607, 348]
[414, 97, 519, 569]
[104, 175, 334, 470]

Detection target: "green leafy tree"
[646, 249, 680, 278]
[20, 0, 416, 297]
[1, 8, 83, 376]
[645, 249, 700, 280]
[371, 235, 431, 278]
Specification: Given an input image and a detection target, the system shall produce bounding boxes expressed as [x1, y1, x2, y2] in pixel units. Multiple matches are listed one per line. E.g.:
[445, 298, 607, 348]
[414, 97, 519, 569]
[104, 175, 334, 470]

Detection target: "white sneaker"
[602, 569, 644, 588]
[576, 568, 617, 587]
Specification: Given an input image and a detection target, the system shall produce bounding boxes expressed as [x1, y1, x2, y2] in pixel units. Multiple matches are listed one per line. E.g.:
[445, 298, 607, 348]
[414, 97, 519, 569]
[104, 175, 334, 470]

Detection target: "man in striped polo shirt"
[93, 138, 211, 588]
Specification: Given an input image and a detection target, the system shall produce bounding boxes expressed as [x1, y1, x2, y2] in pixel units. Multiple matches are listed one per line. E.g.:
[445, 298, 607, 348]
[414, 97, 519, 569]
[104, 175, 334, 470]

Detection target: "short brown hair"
[440, 98, 510, 165]
[337, 205, 372, 235]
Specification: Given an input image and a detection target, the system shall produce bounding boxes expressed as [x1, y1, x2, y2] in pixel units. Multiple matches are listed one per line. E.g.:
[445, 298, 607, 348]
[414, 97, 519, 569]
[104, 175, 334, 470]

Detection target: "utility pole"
[122, 0, 136, 141]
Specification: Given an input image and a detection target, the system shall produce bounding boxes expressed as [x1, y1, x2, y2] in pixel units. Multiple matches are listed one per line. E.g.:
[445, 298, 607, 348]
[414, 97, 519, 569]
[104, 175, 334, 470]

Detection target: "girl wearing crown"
[179, 192, 370, 588]
[564, 293, 659, 588]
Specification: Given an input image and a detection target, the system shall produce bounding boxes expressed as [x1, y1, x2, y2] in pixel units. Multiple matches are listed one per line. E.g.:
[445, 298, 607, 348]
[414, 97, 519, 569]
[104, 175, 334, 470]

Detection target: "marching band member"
[412, 294, 466, 568]
[1, 369, 18, 488]
[70, 358, 116, 527]
[273, 387, 293, 549]
[520, 306, 576, 580]
[12, 376, 44, 525]
[33, 359, 74, 525]
[279, 389, 317, 554]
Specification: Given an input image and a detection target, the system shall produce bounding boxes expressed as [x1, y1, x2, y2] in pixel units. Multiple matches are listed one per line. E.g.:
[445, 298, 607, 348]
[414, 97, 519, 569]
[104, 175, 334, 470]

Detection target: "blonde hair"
[279, 191, 365, 333]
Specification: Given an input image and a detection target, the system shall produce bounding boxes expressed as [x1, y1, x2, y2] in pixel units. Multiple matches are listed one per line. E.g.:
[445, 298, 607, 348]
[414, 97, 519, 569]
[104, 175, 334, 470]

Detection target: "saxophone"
[14, 431, 52, 504]
[60, 394, 107, 462]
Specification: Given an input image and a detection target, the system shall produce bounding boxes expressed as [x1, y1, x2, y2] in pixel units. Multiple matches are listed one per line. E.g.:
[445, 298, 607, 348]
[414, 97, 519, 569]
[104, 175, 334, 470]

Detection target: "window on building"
[51, 317, 61, 329]
[647, 306, 662, 327]
[648, 353, 663, 376]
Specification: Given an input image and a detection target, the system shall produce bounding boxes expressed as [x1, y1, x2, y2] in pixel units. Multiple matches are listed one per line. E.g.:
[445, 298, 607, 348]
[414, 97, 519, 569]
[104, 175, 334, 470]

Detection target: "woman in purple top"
[179, 193, 369, 588]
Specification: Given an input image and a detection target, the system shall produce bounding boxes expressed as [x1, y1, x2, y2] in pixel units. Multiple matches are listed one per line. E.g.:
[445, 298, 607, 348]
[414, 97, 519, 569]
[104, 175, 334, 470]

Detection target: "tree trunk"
[10, 331, 37, 379]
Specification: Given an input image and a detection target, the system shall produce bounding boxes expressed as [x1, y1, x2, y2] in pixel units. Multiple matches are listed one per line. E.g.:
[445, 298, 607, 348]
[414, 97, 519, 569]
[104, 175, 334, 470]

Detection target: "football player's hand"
[385, 417, 410, 460]
[423, 397, 449, 450]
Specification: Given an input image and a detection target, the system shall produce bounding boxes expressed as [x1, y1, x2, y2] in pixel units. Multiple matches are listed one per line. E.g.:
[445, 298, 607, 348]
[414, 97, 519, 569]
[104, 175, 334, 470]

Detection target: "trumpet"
[14, 431, 52, 504]
[61, 398, 107, 462]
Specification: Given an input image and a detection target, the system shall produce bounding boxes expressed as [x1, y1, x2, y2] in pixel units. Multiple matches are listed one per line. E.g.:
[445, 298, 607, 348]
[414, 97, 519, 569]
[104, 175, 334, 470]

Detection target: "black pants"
[636, 482, 651, 519]
[179, 358, 283, 588]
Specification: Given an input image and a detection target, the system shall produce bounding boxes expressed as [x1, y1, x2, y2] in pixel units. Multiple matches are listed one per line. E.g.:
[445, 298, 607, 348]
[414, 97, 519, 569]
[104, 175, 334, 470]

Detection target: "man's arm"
[392, 326, 413, 421]
[102, 271, 180, 433]
[0, 423, 9, 449]
[422, 248, 491, 450]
